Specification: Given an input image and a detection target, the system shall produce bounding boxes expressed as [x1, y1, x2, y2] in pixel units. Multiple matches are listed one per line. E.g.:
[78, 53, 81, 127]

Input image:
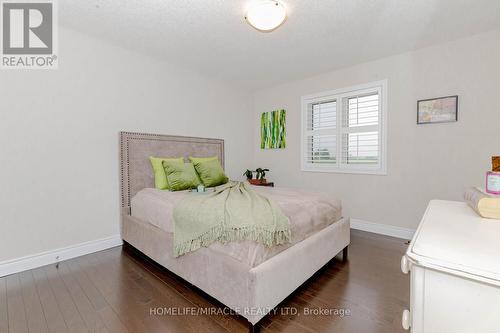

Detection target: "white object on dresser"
[401, 200, 500, 333]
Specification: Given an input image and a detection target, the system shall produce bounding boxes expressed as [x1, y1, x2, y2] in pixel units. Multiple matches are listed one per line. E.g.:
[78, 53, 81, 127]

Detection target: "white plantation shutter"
[305, 101, 337, 164]
[301, 81, 386, 174]
[341, 93, 380, 165]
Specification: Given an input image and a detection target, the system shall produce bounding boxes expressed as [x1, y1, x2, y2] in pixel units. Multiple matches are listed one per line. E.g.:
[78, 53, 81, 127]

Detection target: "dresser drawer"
[407, 264, 500, 333]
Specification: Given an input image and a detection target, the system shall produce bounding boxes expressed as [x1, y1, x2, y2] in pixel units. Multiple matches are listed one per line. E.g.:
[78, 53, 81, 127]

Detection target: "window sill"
[301, 167, 387, 176]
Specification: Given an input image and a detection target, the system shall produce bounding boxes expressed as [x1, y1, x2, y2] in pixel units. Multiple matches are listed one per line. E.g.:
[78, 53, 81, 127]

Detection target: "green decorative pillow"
[189, 156, 228, 187]
[149, 156, 183, 190]
[162, 159, 201, 191]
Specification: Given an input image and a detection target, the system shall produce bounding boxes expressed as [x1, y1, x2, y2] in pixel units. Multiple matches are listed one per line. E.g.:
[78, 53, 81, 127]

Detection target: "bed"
[119, 131, 350, 329]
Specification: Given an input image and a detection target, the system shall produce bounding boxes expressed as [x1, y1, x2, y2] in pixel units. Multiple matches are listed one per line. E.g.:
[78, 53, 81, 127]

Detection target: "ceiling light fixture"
[245, 0, 287, 32]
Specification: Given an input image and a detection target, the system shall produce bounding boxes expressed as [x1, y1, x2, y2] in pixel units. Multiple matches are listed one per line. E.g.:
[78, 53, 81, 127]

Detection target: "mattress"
[131, 185, 342, 268]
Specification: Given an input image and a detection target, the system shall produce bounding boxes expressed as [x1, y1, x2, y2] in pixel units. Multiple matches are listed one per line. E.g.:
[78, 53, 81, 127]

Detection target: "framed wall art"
[261, 109, 286, 149]
[417, 95, 458, 124]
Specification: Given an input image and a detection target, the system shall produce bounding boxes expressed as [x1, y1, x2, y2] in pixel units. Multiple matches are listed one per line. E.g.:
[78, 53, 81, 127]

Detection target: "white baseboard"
[351, 218, 415, 240]
[0, 235, 123, 277]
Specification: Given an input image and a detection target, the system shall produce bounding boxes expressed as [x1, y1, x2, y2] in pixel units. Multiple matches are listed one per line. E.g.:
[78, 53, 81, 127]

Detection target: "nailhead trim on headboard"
[119, 131, 225, 211]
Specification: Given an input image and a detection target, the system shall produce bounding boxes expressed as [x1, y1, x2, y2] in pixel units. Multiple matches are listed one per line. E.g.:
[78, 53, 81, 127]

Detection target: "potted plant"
[258, 168, 269, 180]
[243, 169, 253, 180]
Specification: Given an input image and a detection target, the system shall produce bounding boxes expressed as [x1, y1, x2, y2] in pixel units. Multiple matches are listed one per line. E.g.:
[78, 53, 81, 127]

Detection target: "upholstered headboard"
[119, 131, 224, 212]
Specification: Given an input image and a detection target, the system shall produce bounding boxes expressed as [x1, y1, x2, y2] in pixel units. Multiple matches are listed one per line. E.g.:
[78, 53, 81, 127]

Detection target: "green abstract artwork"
[261, 109, 286, 149]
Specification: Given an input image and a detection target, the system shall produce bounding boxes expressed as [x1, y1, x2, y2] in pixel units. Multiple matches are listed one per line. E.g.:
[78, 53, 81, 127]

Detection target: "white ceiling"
[60, 0, 500, 90]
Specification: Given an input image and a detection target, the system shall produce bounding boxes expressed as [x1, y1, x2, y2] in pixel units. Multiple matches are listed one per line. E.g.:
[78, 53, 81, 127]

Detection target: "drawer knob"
[401, 255, 410, 274]
[402, 309, 411, 330]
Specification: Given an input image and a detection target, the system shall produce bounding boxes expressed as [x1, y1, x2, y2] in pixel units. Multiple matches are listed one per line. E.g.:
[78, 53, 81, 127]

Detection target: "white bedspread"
[131, 185, 342, 267]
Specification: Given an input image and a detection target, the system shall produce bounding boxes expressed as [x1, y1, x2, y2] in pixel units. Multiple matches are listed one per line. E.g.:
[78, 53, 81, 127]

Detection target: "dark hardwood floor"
[0, 230, 409, 333]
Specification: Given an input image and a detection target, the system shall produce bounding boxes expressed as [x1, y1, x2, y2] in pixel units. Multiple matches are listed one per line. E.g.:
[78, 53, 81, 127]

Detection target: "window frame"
[301, 80, 388, 175]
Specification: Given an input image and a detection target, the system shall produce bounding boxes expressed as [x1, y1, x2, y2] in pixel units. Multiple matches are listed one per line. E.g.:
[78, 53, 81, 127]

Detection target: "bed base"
[122, 213, 350, 325]
[124, 240, 348, 333]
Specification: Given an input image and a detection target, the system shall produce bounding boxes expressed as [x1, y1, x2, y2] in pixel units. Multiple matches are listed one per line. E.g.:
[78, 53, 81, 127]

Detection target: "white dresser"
[401, 200, 500, 332]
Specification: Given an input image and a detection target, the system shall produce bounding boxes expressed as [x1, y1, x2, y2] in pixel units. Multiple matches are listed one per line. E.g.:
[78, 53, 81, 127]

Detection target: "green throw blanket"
[173, 181, 291, 257]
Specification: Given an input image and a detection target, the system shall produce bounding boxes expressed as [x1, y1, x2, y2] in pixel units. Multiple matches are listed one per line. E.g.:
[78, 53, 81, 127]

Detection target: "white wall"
[0, 26, 253, 262]
[253, 29, 500, 231]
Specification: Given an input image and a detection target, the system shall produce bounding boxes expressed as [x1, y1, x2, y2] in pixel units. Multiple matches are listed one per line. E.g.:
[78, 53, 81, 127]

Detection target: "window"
[301, 80, 387, 174]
